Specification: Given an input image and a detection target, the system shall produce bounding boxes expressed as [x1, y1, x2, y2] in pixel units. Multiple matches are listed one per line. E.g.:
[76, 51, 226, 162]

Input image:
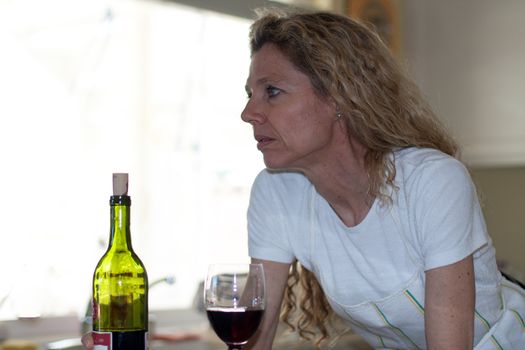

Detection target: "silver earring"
[336, 111, 343, 120]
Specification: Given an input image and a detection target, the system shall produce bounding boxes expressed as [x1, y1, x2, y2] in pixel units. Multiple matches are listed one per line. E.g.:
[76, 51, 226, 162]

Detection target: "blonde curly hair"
[248, 7, 459, 348]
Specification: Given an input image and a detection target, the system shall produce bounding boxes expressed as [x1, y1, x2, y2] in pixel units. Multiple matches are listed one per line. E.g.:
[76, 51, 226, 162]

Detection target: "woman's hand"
[424, 254, 475, 349]
[81, 332, 94, 349]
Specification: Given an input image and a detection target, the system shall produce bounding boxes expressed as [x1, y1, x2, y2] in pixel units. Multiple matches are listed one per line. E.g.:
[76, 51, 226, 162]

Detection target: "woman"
[82, 7, 525, 350]
[242, 7, 525, 350]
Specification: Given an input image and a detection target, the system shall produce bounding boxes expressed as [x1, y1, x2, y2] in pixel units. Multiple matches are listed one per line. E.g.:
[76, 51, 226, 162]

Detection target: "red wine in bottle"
[92, 173, 148, 350]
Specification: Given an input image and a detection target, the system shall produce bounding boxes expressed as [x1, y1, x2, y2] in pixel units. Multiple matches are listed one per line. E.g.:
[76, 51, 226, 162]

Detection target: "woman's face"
[241, 43, 340, 171]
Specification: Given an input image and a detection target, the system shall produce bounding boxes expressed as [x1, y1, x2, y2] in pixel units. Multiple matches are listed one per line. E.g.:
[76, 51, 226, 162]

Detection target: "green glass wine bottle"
[92, 173, 148, 349]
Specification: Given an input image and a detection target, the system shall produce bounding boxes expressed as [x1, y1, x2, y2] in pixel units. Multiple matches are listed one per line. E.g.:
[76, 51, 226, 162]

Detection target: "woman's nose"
[241, 99, 265, 125]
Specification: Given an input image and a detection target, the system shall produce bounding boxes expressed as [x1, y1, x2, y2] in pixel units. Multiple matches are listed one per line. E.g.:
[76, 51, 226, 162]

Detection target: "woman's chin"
[264, 163, 286, 171]
[263, 157, 298, 172]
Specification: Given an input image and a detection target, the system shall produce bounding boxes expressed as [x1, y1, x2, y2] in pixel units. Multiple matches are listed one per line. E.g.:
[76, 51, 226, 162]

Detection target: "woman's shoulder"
[394, 147, 468, 180]
[250, 169, 314, 212]
[392, 147, 476, 213]
[394, 147, 460, 164]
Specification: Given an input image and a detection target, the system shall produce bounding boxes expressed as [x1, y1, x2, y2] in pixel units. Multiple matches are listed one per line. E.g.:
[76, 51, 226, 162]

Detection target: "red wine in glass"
[204, 264, 266, 350]
[207, 307, 264, 346]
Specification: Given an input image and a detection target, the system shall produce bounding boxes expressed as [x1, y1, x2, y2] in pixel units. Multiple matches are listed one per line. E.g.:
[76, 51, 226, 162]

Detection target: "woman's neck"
[302, 136, 373, 227]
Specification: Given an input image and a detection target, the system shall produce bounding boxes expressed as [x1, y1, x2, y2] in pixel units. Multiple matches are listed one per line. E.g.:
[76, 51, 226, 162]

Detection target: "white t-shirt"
[248, 147, 525, 349]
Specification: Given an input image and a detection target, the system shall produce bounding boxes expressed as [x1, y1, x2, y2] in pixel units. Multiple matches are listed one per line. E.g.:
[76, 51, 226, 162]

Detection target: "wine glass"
[204, 263, 266, 350]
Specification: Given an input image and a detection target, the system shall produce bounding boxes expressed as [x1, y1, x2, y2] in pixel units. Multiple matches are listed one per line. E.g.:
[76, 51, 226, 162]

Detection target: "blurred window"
[0, 0, 260, 319]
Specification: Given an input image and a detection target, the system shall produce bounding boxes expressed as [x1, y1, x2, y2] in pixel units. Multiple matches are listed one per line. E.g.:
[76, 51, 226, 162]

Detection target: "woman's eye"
[245, 87, 252, 99]
[266, 85, 280, 98]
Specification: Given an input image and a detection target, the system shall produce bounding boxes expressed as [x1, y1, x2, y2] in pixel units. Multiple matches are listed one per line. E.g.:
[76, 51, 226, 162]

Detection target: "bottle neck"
[109, 195, 132, 251]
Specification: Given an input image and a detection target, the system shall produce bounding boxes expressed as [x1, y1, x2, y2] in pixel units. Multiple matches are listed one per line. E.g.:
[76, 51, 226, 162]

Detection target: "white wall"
[401, 0, 525, 167]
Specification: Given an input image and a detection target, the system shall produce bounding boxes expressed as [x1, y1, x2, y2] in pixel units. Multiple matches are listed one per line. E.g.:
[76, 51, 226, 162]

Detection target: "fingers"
[81, 332, 94, 349]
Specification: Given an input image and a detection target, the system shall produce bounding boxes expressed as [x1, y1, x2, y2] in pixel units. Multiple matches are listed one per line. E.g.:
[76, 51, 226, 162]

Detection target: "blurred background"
[0, 0, 523, 326]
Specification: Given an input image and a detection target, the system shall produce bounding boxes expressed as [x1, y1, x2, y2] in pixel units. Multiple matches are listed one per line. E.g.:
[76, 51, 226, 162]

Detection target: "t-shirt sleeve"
[413, 157, 489, 271]
[247, 171, 296, 264]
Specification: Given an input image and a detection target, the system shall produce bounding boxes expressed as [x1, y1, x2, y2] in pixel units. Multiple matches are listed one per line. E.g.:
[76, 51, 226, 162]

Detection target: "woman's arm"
[246, 258, 291, 350]
[424, 254, 475, 349]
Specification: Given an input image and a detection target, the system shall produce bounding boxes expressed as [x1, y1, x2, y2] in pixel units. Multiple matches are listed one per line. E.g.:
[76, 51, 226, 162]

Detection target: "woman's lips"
[255, 135, 275, 150]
